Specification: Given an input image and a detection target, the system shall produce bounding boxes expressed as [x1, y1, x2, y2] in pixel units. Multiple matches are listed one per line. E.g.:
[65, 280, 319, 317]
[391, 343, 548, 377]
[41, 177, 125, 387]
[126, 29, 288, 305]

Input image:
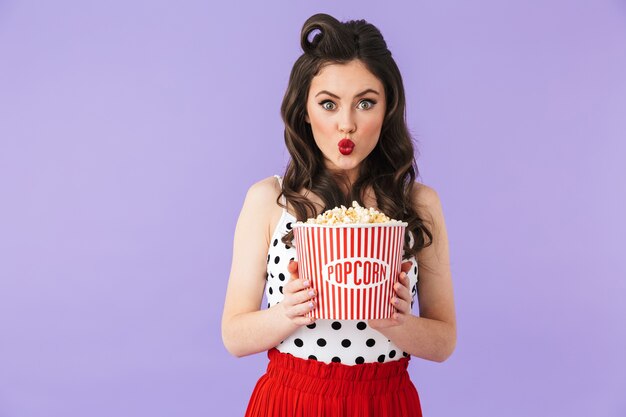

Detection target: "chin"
[333, 159, 362, 171]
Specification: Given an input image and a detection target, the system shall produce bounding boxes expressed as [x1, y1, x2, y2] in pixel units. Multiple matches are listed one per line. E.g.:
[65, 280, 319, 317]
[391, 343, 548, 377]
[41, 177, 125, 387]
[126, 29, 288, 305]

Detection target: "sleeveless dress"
[244, 175, 424, 417]
[265, 175, 420, 365]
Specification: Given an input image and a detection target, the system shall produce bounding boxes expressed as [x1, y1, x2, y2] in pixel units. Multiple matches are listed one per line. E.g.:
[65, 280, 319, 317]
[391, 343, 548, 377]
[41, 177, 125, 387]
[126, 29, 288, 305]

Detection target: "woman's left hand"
[368, 261, 413, 330]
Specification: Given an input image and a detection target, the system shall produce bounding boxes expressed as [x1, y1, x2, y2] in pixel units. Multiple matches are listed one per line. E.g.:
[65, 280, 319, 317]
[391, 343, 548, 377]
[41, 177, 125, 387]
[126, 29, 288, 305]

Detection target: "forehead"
[309, 60, 383, 92]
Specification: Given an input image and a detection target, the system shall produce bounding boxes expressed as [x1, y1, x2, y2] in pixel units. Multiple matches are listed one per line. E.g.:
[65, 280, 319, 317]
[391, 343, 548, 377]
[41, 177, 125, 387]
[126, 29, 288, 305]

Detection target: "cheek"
[360, 115, 384, 134]
[309, 113, 334, 135]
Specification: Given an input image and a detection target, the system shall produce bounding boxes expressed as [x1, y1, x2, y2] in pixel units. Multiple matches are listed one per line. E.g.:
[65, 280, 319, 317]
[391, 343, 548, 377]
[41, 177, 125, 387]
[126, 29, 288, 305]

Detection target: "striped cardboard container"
[292, 222, 407, 320]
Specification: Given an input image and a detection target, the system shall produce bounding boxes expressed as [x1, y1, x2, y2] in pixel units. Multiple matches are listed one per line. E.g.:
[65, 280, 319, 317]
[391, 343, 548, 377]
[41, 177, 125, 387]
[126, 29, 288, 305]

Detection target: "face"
[305, 59, 386, 182]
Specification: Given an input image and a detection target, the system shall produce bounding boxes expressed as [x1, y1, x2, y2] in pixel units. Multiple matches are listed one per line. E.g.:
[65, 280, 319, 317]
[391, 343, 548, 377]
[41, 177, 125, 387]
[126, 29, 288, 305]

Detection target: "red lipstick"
[338, 138, 355, 155]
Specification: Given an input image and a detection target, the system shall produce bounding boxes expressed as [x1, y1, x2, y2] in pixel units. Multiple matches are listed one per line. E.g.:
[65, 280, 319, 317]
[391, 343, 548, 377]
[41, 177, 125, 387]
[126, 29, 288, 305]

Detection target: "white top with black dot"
[265, 175, 419, 365]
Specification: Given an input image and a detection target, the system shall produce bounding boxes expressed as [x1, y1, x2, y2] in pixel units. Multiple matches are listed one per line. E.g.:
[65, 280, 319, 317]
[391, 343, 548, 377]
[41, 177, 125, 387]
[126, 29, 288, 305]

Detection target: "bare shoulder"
[410, 182, 443, 226]
[411, 182, 440, 204]
[243, 176, 283, 218]
[242, 175, 282, 244]
[245, 175, 281, 205]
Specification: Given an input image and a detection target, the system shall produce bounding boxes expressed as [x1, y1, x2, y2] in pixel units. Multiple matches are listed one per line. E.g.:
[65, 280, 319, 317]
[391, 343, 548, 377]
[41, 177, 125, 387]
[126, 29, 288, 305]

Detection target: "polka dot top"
[265, 175, 419, 365]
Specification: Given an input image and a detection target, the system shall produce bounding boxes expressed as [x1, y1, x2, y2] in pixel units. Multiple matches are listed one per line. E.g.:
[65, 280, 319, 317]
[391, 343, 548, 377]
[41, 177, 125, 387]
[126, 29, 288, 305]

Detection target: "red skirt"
[245, 348, 423, 417]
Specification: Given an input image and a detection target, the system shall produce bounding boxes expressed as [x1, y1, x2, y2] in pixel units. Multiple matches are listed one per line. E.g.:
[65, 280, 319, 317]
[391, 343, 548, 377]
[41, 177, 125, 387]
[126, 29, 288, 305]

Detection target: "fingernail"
[309, 301, 314, 308]
[303, 280, 309, 287]
[308, 290, 315, 297]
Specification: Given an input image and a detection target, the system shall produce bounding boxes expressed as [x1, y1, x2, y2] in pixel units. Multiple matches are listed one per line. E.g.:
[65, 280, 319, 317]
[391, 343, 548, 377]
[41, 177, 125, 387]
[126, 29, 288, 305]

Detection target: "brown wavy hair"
[278, 13, 432, 259]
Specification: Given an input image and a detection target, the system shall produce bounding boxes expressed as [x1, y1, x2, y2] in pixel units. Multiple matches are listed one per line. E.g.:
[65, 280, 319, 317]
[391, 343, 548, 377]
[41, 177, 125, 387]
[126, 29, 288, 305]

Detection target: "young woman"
[222, 12, 456, 417]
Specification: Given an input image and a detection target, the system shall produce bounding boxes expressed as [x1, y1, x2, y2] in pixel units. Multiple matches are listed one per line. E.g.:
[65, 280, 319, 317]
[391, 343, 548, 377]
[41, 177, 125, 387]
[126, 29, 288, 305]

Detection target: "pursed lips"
[338, 138, 355, 155]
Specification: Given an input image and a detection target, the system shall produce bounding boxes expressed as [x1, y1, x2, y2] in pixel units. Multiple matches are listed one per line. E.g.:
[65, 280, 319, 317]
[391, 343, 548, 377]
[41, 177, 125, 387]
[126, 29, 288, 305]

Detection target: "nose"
[338, 108, 356, 134]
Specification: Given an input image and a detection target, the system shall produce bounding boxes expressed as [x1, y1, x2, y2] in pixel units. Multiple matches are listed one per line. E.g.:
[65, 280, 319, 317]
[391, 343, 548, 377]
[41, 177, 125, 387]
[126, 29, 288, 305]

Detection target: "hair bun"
[301, 13, 345, 56]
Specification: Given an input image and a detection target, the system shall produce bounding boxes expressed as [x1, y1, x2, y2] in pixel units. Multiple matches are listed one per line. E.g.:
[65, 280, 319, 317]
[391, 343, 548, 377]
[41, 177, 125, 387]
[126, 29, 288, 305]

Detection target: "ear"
[305, 113, 310, 124]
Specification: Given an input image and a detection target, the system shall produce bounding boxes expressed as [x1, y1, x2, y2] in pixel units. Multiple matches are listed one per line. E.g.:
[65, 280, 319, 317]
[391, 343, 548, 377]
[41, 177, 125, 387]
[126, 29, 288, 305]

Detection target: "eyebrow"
[314, 88, 380, 99]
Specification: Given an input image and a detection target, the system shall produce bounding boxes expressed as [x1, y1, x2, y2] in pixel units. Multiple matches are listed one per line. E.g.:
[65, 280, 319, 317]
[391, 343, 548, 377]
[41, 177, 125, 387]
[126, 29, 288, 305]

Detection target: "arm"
[369, 184, 457, 362]
[221, 178, 317, 357]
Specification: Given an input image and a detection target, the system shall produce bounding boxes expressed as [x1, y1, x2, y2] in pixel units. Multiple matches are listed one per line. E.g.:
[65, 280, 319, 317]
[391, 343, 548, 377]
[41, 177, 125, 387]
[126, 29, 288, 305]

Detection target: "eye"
[319, 100, 336, 110]
[358, 99, 376, 110]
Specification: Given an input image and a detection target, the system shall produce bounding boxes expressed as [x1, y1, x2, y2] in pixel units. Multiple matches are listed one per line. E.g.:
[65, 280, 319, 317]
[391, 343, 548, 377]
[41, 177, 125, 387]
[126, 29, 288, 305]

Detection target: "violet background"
[1, 1, 625, 416]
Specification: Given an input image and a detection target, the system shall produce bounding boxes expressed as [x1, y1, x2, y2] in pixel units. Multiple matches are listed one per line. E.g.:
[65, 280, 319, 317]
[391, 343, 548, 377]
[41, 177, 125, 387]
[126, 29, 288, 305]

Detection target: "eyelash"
[318, 99, 377, 111]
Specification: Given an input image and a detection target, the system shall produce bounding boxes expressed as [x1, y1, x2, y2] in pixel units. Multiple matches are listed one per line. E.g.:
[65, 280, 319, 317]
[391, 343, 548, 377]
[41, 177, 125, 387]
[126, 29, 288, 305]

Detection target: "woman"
[222, 12, 456, 417]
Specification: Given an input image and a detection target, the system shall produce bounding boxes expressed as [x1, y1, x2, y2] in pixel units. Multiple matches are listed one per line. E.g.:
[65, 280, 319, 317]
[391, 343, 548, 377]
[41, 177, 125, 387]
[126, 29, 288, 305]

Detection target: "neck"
[330, 172, 356, 198]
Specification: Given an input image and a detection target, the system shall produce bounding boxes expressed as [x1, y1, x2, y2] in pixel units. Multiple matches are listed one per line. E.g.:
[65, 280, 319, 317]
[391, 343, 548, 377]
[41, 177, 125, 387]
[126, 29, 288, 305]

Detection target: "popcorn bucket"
[292, 222, 407, 320]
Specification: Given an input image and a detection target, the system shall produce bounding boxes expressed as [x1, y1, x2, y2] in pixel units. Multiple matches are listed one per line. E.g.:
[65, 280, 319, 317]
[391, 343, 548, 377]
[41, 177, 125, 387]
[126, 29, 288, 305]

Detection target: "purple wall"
[1, 1, 625, 416]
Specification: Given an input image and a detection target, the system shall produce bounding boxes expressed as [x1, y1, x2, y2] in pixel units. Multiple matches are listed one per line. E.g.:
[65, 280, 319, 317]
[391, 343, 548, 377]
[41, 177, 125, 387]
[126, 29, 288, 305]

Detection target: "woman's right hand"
[280, 260, 317, 326]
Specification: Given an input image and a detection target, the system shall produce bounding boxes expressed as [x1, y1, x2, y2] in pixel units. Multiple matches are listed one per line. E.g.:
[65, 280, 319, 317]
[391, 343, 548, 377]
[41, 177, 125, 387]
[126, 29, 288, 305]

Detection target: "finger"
[394, 278, 411, 301]
[391, 297, 410, 315]
[290, 286, 317, 305]
[394, 272, 411, 294]
[292, 315, 316, 326]
[282, 285, 316, 311]
[400, 261, 412, 274]
[284, 277, 312, 296]
[287, 260, 299, 276]
[401, 271, 412, 289]
[286, 299, 317, 318]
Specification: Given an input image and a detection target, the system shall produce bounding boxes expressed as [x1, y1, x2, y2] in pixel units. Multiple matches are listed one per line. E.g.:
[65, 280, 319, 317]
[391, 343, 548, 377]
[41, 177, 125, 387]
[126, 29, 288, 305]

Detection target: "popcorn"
[300, 201, 400, 225]
[291, 201, 408, 320]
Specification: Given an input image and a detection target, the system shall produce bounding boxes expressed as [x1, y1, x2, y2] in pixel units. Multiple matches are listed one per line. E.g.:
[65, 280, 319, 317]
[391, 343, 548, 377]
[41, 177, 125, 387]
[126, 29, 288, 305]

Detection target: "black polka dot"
[389, 350, 396, 358]
[308, 355, 317, 360]
[331, 322, 342, 330]
[355, 356, 365, 364]
[290, 257, 295, 262]
[270, 272, 274, 278]
[269, 287, 273, 295]
[267, 254, 270, 263]
[273, 239, 278, 246]
[267, 303, 270, 309]
[341, 339, 351, 348]
[331, 357, 341, 363]
[378, 355, 386, 363]
[403, 352, 409, 357]
[317, 338, 327, 347]
[265, 273, 268, 281]
[286, 222, 292, 230]
[357, 322, 367, 330]
[279, 273, 285, 281]
[274, 256, 280, 264]
[294, 338, 303, 347]
[366, 339, 376, 347]
[285, 244, 290, 250]
[279, 286, 283, 294]
[306, 322, 316, 329]
[413, 266, 417, 274]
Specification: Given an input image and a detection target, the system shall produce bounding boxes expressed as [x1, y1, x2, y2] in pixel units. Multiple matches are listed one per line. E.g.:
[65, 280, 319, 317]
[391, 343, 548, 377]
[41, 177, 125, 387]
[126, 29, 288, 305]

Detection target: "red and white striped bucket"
[292, 222, 407, 320]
